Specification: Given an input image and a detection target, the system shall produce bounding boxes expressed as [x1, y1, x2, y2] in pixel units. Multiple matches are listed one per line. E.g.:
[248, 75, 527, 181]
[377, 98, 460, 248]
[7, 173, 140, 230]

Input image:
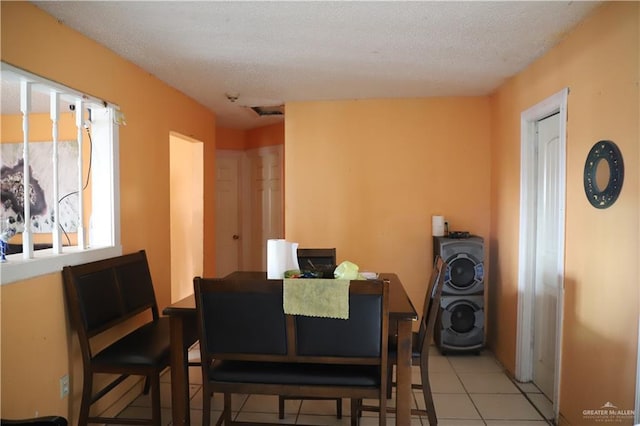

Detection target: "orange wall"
[216, 126, 246, 150]
[1, 2, 216, 421]
[0, 276, 71, 417]
[490, 2, 639, 424]
[285, 98, 491, 325]
[246, 122, 284, 150]
[216, 122, 284, 151]
[2, 112, 77, 141]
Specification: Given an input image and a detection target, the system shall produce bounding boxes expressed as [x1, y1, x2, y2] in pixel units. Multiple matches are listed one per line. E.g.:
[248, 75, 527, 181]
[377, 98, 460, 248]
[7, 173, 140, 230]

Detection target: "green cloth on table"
[283, 278, 350, 319]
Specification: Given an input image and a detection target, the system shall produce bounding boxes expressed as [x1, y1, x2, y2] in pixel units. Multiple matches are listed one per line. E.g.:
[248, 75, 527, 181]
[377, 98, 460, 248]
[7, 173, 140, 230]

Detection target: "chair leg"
[422, 380, 437, 426]
[78, 372, 93, 426]
[379, 391, 387, 426]
[420, 358, 437, 425]
[223, 393, 233, 425]
[278, 396, 285, 419]
[386, 365, 394, 399]
[350, 399, 361, 426]
[336, 398, 342, 418]
[202, 382, 211, 426]
[143, 375, 151, 395]
[150, 373, 161, 426]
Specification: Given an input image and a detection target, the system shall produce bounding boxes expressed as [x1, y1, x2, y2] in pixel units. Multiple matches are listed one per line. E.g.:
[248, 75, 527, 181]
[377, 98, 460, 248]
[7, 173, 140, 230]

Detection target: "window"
[1, 62, 121, 284]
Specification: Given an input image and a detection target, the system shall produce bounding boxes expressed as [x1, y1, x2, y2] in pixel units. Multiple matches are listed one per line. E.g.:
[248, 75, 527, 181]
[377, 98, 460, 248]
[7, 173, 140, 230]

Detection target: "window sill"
[0, 245, 122, 285]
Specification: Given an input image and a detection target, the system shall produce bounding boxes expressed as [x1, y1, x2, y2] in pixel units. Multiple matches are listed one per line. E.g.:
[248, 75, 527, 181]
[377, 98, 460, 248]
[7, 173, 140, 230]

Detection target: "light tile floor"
[118, 345, 554, 425]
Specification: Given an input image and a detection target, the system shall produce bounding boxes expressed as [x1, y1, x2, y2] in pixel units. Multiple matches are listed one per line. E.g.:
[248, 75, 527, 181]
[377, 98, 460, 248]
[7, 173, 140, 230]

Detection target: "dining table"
[162, 271, 418, 426]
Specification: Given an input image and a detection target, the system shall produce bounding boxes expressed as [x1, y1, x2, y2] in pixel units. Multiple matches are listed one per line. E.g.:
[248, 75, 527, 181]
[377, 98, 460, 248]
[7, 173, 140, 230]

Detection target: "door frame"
[636, 317, 640, 424]
[516, 88, 568, 420]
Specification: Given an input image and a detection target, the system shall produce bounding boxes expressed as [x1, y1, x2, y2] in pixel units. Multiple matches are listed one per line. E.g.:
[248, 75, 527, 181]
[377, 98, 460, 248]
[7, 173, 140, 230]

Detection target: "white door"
[533, 112, 562, 398]
[215, 153, 242, 277]
[249, 146, 283, 270]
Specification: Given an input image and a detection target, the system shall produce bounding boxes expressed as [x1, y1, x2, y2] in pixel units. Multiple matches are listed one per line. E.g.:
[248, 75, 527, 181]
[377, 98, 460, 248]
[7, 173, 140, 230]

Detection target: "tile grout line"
[445, 355, 487, 424]
[447, 353, 554, 425]
[504, 373, 555, 425]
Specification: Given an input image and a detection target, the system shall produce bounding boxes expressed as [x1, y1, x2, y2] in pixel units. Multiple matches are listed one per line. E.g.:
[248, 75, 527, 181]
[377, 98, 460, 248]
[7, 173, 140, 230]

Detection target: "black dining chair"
[358, 255, 445, 425]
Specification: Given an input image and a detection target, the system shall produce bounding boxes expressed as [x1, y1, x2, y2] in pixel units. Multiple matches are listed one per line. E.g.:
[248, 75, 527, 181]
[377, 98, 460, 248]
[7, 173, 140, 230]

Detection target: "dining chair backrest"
[297, 248, 336, 268]
[420, 255, 446, 356]
[417, 255, 445, 348]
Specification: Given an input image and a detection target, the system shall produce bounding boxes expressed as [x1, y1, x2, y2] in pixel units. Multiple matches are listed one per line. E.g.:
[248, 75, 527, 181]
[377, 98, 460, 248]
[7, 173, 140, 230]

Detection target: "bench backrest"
[197, 280, 288, 356]
[194, 277, 388, 365]
[62, 250, 159, 354]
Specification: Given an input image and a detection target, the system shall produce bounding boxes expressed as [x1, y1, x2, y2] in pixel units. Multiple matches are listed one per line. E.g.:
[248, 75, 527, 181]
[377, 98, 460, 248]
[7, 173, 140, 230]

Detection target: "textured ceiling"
[20, 1, 600, 129]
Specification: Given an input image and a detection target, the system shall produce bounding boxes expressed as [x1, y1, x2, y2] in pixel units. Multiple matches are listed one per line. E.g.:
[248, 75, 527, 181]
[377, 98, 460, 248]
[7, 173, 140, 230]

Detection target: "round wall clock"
[583, 140, 624, 209]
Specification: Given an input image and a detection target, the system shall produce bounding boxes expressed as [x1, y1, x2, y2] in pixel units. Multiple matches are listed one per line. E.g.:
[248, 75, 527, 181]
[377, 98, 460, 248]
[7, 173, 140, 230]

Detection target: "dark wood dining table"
[162, 271, 418, 426]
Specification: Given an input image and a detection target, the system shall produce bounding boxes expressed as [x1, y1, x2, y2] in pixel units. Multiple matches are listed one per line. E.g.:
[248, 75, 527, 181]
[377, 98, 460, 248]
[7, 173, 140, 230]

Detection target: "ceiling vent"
[250, 105, 284, 117]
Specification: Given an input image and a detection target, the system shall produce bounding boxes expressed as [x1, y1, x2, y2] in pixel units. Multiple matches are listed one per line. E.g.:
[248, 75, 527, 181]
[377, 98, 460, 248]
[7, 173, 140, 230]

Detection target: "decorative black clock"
[583, 140, 624, 209]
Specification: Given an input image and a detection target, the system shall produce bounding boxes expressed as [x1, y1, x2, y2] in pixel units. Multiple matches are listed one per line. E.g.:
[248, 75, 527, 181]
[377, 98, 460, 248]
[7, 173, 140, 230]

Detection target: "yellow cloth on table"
[283, 278, 350, 319]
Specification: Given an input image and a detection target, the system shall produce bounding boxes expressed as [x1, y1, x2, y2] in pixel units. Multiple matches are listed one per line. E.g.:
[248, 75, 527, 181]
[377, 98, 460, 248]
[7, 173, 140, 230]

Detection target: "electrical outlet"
[60, 374, 69, 398]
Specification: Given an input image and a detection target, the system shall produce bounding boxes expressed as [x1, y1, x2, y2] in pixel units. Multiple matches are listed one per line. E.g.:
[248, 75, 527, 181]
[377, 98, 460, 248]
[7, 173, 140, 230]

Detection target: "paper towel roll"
[267, 239, 284, 279]
[432, 216, 445, 237]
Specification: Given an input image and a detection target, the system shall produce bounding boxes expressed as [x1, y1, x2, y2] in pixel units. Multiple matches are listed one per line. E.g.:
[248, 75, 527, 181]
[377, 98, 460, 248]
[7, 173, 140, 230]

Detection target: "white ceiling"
[23, 1, 600, 129]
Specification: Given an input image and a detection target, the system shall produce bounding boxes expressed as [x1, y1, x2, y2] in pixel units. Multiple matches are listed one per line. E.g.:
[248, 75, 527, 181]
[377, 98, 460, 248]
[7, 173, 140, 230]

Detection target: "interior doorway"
[214, 145, 284, 273]
[516, 88, 568, 421]
[532, 111, 561, 398]
[169, 132, 203, 303]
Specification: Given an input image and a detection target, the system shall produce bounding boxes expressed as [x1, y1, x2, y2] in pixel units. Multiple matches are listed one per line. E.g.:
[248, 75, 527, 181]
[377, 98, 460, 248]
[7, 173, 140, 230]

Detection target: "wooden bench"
[194, 276, 389, 426]
[62, 250, 170, 426]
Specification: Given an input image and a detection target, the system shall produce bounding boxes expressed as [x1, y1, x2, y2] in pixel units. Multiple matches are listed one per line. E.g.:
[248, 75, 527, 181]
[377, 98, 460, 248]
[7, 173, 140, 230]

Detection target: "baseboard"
[557, 412, 570, 426]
